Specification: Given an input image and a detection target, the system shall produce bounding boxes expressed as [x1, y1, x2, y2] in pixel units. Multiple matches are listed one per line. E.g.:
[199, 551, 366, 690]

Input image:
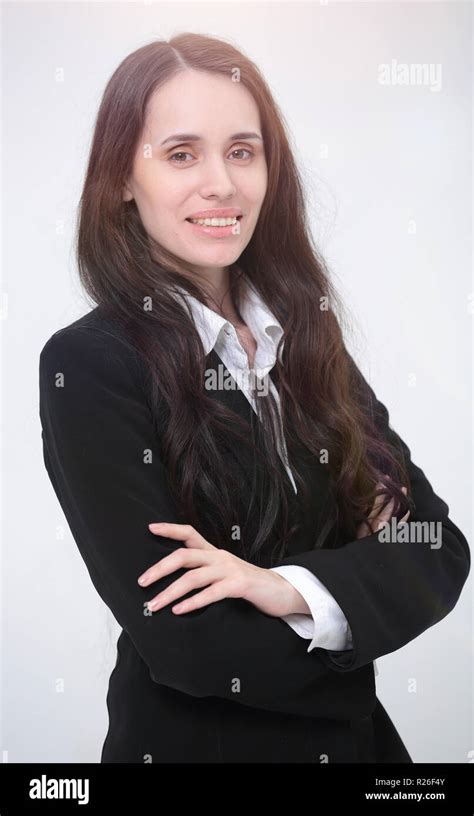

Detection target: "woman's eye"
[230, 148, 254, 160]
[168, 147, 254, 165]
[169, 151, 194, 164]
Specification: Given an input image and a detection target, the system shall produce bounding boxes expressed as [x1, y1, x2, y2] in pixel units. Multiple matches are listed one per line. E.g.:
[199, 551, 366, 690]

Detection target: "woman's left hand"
[137, 522, 310, 618]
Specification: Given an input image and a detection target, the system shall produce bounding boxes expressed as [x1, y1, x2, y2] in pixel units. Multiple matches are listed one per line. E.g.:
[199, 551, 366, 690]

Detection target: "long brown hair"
[76, 33, 412, 566]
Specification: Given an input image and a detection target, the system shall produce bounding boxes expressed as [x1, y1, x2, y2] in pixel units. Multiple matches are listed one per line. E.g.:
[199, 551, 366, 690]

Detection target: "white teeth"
[188, 216, 239, 226]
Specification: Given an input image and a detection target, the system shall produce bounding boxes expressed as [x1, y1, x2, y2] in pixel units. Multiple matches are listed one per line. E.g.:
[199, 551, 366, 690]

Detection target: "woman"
[39, 33, 470, 763]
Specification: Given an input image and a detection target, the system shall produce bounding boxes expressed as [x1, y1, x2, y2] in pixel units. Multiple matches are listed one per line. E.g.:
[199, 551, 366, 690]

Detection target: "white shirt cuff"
[270, 564, 354, 653]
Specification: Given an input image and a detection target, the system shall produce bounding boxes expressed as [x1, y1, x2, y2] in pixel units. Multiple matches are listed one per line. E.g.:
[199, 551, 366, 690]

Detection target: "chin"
[192, 250, 241, 265]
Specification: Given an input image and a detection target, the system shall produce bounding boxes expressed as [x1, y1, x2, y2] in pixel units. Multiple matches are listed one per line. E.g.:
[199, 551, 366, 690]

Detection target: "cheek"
[245, 166, 268, 208]
[144, 194, 184, 234]
[134, 166, 182, 215]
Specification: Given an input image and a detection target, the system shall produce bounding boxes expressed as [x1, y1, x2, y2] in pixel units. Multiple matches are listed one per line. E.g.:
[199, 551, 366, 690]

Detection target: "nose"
[198, 154, 237, 200]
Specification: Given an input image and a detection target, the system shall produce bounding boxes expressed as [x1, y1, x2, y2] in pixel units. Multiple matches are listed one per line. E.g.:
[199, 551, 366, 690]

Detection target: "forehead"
[144, 70, 261, 142]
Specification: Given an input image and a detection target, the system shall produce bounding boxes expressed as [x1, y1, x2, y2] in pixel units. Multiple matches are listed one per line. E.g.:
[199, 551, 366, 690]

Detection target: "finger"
[367, 491, 388, 520]
[147, 567, 217, 612]
[357, 522, 373, 539]
[170, 582, 230, 614]
[374, 499, 410, 531]
[367, 480, 393, 517]
[374, 496, 396, 525]
[148, 522, 214, 549]
[356, 522, 368, 538]
[358, 516, 384, 537]
[138, 548, 210, 586]
[398, 510, 410, 525]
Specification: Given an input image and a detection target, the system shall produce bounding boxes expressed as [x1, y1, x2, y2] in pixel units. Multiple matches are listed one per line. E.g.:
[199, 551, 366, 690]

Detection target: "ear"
[122, 182, 134, 202]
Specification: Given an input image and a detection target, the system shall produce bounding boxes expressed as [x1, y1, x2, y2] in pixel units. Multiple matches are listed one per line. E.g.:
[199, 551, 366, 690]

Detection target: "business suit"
[38, 306, 470, 763]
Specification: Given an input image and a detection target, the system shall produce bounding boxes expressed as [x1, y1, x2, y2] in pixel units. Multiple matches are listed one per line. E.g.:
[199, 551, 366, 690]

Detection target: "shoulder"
[41, 306, 132, 357]
[39, 306, 146, 390]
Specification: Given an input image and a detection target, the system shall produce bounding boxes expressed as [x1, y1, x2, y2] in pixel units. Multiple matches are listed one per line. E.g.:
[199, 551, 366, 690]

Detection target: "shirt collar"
[168, 275, 284, 366]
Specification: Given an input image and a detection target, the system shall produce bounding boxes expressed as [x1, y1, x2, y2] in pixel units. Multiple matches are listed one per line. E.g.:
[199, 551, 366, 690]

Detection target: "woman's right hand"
[357, 481, 410, 539]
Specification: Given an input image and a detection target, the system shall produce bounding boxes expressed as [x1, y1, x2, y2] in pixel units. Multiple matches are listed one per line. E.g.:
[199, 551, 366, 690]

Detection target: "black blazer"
[38, 307, 470, 763]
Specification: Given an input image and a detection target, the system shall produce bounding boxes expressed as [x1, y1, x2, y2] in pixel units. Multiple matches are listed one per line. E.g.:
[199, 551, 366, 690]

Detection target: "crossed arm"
[39, 325, 470, 717]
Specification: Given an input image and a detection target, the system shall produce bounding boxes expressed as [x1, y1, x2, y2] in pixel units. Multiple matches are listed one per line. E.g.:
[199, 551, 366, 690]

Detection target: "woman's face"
[123, 69, 268, 281]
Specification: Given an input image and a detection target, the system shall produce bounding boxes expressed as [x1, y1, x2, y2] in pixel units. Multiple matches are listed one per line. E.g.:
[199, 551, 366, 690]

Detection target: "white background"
[2, 0, 472, 762]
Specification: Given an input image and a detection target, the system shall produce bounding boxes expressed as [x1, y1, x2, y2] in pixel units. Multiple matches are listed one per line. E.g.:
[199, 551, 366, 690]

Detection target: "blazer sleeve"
[278, 358, 471, 673]
[39, 326, 369, 721]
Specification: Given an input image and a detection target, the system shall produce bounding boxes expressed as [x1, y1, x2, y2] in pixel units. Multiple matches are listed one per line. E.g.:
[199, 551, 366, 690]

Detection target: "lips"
[186, 208, 243, 220]
[185, 216, 243, 237]
[186, 215, 243, 223]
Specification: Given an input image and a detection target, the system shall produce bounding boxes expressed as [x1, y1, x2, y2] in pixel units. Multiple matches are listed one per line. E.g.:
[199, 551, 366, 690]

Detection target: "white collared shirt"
[167, 276, 353, 653]
[172, 277, 297, 493]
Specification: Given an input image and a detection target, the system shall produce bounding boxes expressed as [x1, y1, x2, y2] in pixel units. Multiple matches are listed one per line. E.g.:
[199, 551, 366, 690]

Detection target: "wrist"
[289, 586, 312, 615]
[273, 572, 311, 616]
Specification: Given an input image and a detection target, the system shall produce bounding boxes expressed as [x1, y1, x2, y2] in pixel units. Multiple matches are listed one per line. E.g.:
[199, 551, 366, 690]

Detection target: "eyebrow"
[160, 131, 263, 147]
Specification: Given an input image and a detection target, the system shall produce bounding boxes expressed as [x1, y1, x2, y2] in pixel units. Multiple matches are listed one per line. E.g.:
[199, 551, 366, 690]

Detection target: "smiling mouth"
[185, 215, 243, 226]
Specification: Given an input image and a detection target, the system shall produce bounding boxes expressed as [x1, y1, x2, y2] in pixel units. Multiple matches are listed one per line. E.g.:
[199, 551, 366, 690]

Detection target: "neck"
[188, 264, 245, 326]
